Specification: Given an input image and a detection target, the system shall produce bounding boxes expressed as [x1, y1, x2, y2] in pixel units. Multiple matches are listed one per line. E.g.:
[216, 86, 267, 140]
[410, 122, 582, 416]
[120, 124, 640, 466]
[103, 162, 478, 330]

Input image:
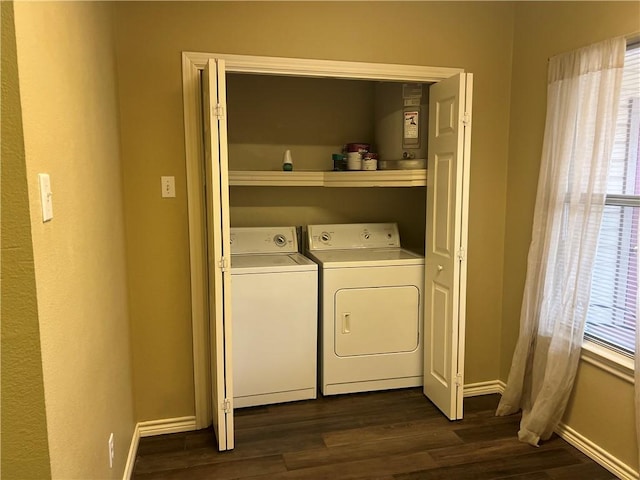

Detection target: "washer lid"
[305, 248, 424, 268]
[231, 253, 317, 274]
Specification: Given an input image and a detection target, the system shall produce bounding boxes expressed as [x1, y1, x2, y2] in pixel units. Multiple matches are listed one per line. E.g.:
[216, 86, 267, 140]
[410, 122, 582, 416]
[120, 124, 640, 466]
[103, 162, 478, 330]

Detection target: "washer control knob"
[362, 232, 371, 240]
[320, 232, 331, 243]
[273, 234, 287, 247]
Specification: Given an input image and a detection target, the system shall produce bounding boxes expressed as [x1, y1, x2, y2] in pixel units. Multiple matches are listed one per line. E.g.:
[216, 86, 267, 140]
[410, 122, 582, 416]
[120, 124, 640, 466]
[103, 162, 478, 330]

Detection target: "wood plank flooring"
[132, 389, 617, 479]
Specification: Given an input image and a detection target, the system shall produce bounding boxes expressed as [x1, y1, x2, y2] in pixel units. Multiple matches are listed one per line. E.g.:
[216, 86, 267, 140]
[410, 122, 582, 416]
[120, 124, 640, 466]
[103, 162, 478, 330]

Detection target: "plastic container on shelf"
[282, 149, 293, 171]
[362, 152, 378, 171]
[347, 152, 362, 170]
[332, 153, 347, 171]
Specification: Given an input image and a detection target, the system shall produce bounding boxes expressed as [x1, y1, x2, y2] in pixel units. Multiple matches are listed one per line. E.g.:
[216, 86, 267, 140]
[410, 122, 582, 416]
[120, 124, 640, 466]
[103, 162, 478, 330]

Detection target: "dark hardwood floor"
[132, 389, 616, 479]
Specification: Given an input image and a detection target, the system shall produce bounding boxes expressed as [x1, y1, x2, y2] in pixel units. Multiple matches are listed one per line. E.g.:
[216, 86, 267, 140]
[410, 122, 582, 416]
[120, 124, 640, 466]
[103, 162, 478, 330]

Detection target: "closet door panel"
[423, 73, 472, 421]
[204, 58, 235, 450]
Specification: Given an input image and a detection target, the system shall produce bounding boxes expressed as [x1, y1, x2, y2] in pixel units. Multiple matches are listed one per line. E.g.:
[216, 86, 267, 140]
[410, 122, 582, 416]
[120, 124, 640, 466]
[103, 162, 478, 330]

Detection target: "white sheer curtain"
[497, 37, 626, 446]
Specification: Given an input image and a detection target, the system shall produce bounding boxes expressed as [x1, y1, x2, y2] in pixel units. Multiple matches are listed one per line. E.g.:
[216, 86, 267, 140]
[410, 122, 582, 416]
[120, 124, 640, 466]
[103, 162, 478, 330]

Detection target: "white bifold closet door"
[203, 58, 234, 451]
[423, 72, 473, 421]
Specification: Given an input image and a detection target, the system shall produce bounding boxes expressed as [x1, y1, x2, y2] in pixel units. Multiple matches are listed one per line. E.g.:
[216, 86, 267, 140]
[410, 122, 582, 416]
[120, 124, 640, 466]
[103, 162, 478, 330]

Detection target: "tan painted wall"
[114, 0, 514, 422]
[4, 0, 636, 473]
[110, 2, 637, 472]
[1, 2, 51, 478]
[503, 1, 640, 470]
[12, 2, 135, 478]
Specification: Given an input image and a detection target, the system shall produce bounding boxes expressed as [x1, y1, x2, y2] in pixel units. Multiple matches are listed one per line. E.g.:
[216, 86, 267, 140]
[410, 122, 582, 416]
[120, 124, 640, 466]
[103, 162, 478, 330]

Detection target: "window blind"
[585, 42, 640, 356]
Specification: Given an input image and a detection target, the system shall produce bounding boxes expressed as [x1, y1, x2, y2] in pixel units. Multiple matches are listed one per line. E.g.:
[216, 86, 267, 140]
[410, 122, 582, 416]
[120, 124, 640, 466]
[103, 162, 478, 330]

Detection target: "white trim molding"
[123, 423, 141, 480]
[182, 51, 211, 431]
[182, 51, 463, 82]
[463, 380, 506, 397]
[581, 340, 635, 383]
[138, 416, 198, 438]
[123, 416, 197, 480]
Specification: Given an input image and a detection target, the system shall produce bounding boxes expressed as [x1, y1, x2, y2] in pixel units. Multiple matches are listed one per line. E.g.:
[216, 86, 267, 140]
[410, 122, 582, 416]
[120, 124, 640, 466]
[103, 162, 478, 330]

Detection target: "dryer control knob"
[320, 232, 331, 243]
[273, 234, 287, 247]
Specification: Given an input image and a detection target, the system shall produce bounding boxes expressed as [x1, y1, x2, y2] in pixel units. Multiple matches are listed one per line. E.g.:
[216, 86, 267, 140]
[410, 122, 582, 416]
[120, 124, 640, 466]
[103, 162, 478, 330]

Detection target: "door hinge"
[462, 112, 471, 127]
[213, 104, 225, 120]
[218, 256, 229, 272]
[455, 373, 463, 387]
[457, 248, 466, 262]
[221, 398, 231, 413]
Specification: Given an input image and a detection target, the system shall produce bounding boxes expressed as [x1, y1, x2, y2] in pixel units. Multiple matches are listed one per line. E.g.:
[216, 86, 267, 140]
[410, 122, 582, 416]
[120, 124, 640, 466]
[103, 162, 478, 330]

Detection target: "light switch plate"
[161, 176, 176, 198]
[38, 173, 53, 222]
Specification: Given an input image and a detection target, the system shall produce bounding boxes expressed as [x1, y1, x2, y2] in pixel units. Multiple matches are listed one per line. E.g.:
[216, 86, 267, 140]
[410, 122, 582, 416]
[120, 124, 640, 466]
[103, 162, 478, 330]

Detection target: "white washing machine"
[230, 226, 318, 408]
[306, 223, 425, 396]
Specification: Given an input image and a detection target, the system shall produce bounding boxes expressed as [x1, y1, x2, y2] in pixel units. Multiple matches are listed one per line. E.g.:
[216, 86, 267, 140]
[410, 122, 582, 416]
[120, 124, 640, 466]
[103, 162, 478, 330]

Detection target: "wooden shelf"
[227, 171, 324, 187]
[323, 170, 427, 187]
[228, 169, 427, 187]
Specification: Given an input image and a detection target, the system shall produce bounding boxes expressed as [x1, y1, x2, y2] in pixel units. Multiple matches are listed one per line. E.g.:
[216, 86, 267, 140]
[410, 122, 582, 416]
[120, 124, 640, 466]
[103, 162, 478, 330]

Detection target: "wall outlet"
[161, 176, 176, 198]
[108, 433, 114, 469]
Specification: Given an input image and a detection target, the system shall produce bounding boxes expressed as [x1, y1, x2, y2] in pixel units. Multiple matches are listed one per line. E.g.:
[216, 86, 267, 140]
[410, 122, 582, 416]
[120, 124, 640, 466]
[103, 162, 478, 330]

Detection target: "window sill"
[581, 340, 634, 383]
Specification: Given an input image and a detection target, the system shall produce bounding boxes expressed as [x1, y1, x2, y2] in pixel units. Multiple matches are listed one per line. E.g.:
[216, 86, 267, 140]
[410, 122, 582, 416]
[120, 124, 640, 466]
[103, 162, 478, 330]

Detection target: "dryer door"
[335, 286, 420, 356]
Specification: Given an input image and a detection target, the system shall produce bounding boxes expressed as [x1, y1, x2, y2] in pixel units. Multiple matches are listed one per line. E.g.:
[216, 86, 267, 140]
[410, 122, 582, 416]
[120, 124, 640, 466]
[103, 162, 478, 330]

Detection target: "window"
[585, 42, 640, 356]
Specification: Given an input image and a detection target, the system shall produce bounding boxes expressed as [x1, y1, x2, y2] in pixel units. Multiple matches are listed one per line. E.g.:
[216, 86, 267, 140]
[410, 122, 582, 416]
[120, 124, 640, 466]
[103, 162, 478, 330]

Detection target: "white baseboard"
[137, 416, 197, 438]
[463, 380, 506, 396]
[123, 416, 197, 480]
[122, 423, 141, 480]
[556, 422, 638, 480]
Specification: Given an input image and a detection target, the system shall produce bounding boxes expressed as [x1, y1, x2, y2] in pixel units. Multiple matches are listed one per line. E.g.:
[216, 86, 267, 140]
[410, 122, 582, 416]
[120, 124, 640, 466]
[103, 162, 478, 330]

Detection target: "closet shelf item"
[228, 169, 427, 187]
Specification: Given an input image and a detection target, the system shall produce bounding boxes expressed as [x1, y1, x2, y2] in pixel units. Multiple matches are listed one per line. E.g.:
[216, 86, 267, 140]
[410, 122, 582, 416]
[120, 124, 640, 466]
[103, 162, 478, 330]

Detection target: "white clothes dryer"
[230, 226, 318, 408]
[306, 223, 425, 396]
